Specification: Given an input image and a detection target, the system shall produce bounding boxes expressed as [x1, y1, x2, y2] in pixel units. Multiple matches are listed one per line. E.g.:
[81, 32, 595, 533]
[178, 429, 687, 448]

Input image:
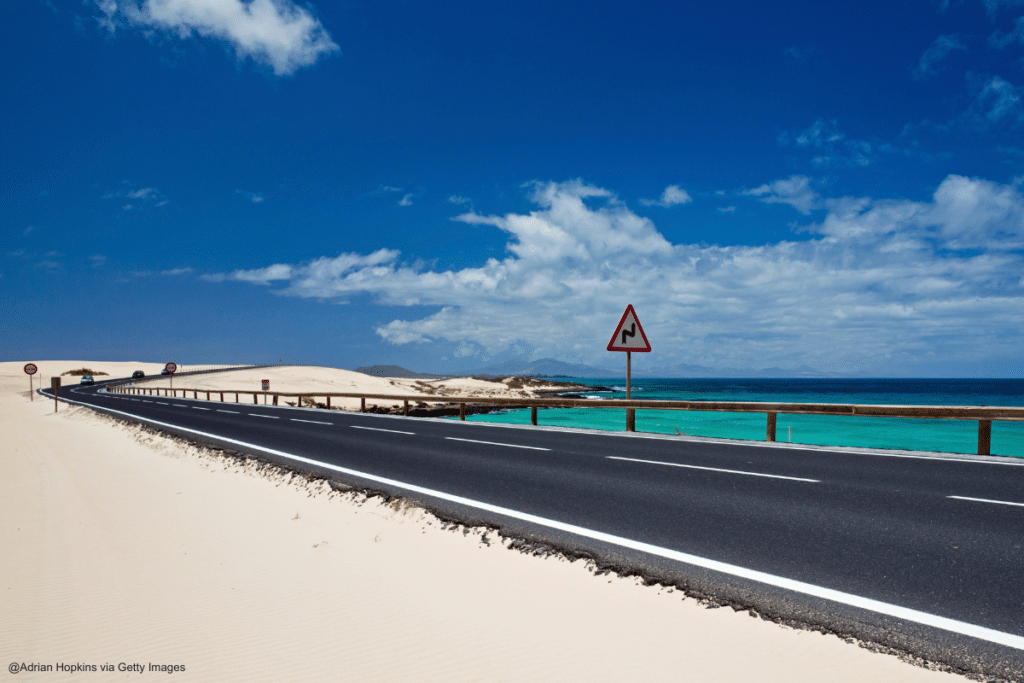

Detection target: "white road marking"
[192, 407, 210, 411]
[50, 394, 1024, 653]
[157, 402, 169, 405]
[607, 456, 819, 483]
[142, 400, 153, 403]
[217, 410, 240, 414]
[948, 495, 1024, 508]
[173, 404, 187, 407]
[351, 425, 416, 435]
[445, 437, 550, 451]
[292, 419, 333, 425]
[249, 414, 279, 419]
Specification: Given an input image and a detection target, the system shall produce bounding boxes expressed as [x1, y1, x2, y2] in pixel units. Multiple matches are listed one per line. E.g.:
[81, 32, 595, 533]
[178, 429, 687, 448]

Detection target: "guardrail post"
[235, 393, 239, 403]
[767, 412, 777, 442]
[460, 403, 466, 421]
[273, 395, 278, 406]
[254, 394, 258, 405]
[361, 398, 365, 413]
[206, 392, 210, 400]
[531, 406, 538, 426]
[978, 420, 992, 456]
[626, 408, 635, 432]
[220, 392, 224, 402]
[327, 396, 331, 409]
[194, 391, 198, 399]
[404, 400, 409, 416]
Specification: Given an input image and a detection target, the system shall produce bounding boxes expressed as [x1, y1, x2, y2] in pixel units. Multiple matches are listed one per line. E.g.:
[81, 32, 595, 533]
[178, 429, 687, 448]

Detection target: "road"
[47, 377, 1024, 680]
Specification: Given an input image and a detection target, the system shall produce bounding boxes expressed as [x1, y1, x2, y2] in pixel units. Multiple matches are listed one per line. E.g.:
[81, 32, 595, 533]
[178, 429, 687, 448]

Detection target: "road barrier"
[106, 383, 1024, 456]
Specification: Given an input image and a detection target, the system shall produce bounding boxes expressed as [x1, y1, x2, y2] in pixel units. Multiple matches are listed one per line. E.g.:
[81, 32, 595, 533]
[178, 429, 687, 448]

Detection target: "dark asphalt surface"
[49, 377, 1024, 680]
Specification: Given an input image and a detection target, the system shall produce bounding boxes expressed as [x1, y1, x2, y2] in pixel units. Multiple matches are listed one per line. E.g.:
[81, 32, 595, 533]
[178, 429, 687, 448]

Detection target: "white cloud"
[103, 182, 168, 208]
[89, 254, 107, 267]
[235, 189, 264, 203]
[779, 119, 874, 167]
[23, 226, 36, 237]
[717, 206, 736, 213]
[398, 194, 413, 206]
[640, 184, 693, 208]
[202, 177, 1024, 375]
[96, 0, 338, 76]
[161, 267, 195, 276]
[742, 175, 820, 214]
[448, 195, 471, 205]
[911, 35, 966, 80]
[966, 75, 1024, 127]
[991, 16, 1024, 48]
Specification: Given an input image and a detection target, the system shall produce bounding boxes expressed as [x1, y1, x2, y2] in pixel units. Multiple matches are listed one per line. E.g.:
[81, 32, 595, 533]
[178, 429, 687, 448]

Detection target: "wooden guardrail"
[107, 383, 1024, 456]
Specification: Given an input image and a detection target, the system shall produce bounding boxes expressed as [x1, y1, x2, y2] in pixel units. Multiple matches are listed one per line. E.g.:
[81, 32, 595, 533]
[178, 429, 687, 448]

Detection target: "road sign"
[165, 362, 177, 374]
[262, 379, 269, 391]
[607, 304, 651, 352]
[24, 363, 37, 375]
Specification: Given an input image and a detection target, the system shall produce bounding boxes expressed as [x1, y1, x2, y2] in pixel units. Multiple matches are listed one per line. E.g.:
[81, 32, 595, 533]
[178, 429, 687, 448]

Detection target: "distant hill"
[470, 358, 618, 378]
[354, 365, 455, 379]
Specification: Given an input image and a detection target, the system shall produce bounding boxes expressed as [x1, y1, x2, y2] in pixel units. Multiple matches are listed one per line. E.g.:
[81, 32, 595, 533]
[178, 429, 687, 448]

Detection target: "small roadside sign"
[25, 363, 37, 402]
[607, 304, 651, 352]
[165, 362, 177, 374]
[262, 379, 270, 391]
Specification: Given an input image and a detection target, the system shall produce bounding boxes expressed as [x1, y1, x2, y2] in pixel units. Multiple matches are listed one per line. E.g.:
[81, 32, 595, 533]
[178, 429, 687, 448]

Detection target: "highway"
[48, 377, 1024, 680]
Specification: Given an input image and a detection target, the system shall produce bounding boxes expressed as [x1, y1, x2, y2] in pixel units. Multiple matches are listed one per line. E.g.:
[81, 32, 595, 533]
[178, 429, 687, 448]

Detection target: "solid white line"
[351, 425, 416, 435]
[249, 414, 279, 419]
[51, 395, 1024, 652]
[217, 410, 240, 414]
[948, 495, 1024, 508]
[445, 437, 550, 452]
[608, 456, 819, 483]
[292, 419, 333, 425]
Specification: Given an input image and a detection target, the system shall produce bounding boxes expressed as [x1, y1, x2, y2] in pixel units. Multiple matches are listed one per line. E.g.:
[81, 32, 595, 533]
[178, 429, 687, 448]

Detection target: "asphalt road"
[48, 377, 1024, 680]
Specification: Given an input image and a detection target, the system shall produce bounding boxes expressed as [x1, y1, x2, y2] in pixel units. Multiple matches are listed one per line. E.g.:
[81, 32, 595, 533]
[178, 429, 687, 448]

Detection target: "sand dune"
[0, 362, 964, 681]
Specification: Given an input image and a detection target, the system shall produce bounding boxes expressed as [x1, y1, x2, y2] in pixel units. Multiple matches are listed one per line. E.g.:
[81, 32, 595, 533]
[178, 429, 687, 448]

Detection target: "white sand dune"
[0, 362, 964, 681]
[132, 364, 578, 411]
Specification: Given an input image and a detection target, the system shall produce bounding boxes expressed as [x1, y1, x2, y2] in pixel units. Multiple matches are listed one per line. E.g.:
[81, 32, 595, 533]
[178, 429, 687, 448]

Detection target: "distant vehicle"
[161, 369, 171, 376]
[132, 370, 145, 379]
[79, 375, 95, 386]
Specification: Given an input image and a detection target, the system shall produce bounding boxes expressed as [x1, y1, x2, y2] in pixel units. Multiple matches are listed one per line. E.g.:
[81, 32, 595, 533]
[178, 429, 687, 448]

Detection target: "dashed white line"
[948, 495, 1024, 508]
[157, 402, 169, 405]
[192, 407, 210, 411]
[607, 456, 820, 483]
[351, 425, 416, 435]
[217, 410, 239, 414]
[292, 419, 333, 425]
[249, 414, 279, 419]
[142, 400, 153, 403]
[173, 404, 187, 407]
[445, 437, 550, 451]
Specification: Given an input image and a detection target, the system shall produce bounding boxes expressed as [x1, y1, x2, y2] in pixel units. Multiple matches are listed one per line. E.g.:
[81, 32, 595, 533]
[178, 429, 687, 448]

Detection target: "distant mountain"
[354, 365, 455, 379]
[470, 358, 618, 378]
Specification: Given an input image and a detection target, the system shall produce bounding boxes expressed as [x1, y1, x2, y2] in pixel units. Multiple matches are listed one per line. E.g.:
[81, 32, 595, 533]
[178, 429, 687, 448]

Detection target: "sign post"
[24, 363, 37, 401]
[51, 376, 60, 413]
[606, 304, 652, 431]
[262, 379, 269, 404]
[165, 362, 177, 392]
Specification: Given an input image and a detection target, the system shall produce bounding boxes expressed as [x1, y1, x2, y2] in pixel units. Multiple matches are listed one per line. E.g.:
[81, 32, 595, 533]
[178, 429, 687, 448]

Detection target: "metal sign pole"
[51, 377, 60, 413]
[29, 374, 33, 401]
[626, 351, 631, 400]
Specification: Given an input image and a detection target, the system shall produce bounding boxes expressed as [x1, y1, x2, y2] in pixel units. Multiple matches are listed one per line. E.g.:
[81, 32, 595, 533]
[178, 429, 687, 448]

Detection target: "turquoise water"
[451, 378, 1024, 458]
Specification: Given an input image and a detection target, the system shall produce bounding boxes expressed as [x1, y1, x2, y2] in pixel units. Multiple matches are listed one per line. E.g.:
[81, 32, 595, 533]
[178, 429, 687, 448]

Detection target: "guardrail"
[107, 383, 1024, 456]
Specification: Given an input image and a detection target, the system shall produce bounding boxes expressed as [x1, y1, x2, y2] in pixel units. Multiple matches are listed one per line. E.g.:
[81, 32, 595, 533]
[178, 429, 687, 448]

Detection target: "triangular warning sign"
[607, 304, 652, 352]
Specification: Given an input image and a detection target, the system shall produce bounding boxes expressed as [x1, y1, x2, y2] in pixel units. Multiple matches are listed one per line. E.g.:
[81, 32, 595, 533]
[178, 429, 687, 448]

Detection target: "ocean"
[453, 378, 1024, 458]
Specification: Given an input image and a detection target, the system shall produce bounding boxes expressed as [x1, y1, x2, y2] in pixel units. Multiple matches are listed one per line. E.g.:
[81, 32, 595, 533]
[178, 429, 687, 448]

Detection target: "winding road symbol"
[607, 305, 651, 352]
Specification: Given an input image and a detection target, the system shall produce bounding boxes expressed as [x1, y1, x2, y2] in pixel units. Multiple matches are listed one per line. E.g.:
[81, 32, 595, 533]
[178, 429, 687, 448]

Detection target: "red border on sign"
[607, 304, 652, 352]
[24, 363, 38, 375]
[165, 362, 177, 374]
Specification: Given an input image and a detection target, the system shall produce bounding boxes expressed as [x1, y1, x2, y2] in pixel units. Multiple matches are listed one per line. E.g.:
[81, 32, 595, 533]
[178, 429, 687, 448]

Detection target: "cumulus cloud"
[640, 185, 693, 207]
[742, 175, 820, 214]
[95, 0, 338, 76]
[202, 177, 1024, 374]
[911, 35, 966, 80]
[398, 194, 414, 206]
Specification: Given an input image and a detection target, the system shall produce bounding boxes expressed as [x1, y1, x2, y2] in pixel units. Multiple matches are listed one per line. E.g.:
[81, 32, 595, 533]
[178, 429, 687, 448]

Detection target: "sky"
[3, 0, 1024, 377]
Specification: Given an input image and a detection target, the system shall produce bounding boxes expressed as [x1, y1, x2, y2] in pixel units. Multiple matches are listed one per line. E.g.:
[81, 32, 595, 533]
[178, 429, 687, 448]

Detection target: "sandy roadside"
[0, 364, 964, 682]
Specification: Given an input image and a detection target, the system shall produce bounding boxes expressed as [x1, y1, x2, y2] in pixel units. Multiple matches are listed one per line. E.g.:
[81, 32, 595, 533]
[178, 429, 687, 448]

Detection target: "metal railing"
[107, 382, 1024, 456]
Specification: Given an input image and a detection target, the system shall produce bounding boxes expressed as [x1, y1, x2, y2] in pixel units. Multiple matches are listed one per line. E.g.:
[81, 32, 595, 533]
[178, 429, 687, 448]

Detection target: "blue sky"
[3, 0, 1024, 376]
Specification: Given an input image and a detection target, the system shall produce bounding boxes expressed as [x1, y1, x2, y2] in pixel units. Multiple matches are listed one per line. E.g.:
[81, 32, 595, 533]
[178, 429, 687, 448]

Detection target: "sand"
[131, 364, 578, 411]
[0, 362, 964, 681]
